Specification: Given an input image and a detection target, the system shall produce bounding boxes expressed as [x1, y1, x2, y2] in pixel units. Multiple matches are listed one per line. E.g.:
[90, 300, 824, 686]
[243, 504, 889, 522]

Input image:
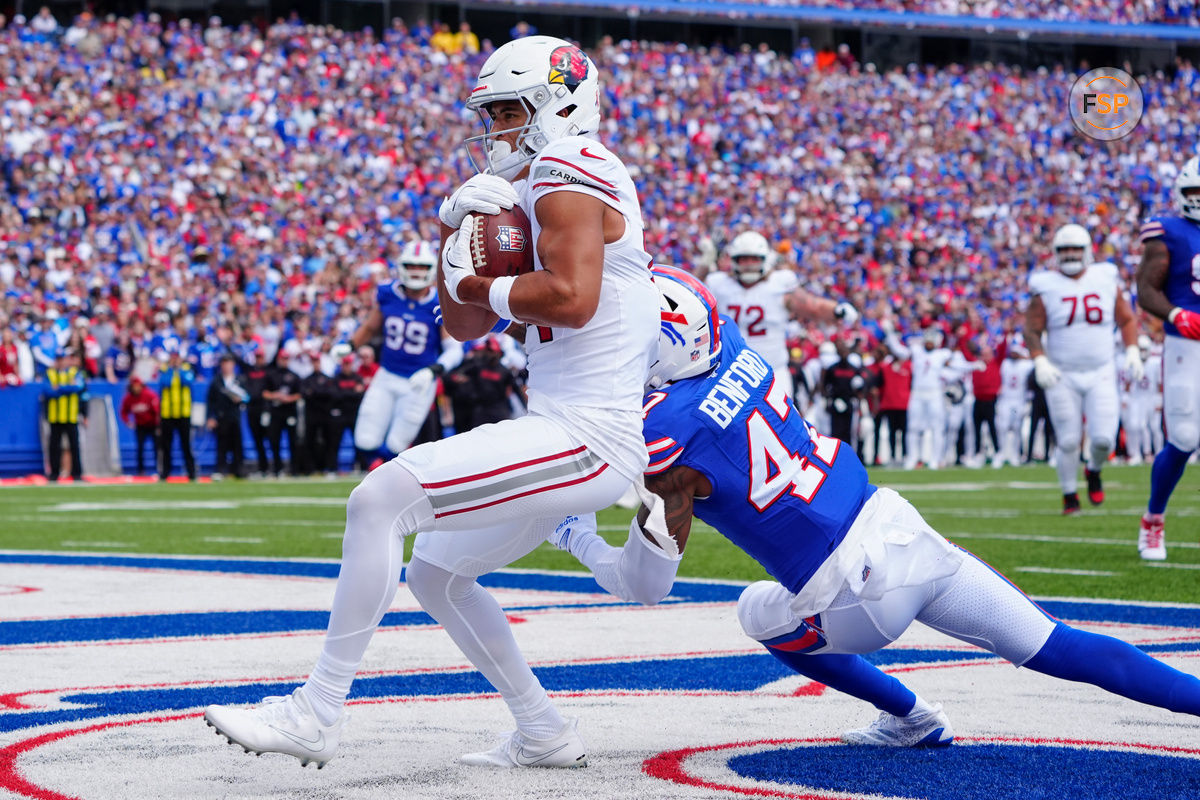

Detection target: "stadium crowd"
[0, 11, 1186, 474]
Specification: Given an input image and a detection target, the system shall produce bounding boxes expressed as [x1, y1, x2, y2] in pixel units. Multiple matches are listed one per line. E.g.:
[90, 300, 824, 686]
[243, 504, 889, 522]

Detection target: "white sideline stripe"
[59, 541, 130, 549]
[948, 531, 1200, 550]
[6, 514, 334, 528]
[201, 537, 265, 544]
[42, 501, 240, 512]
[1015, 566, 1119, 577]
[1145, 562, 1200, 571]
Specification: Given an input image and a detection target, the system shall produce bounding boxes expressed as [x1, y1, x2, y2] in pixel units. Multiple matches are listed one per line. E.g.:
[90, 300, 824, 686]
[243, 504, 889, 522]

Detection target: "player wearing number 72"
[1023, 222, 1141, 515]
[553, 266, 1200, 746]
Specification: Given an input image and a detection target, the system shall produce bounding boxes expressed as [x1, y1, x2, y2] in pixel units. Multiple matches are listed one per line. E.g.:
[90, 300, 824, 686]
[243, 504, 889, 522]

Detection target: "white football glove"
[833, 301, 859, 326]
[440, 215, 477, 304]
[879, 316, 894, 335]
[1124, 344, 1144, 382]
[439, 174, 519, 230]
[407, 366, 436, 396]
[1033, 354, 1062, 389]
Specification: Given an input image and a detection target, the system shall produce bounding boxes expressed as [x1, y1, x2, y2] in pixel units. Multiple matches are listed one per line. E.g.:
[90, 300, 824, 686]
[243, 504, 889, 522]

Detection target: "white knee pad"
[405, 555, 464, 608]
[736, 581, 800, 642]
[345, 460, 435, 545]
[1166, 414, 1200, 453]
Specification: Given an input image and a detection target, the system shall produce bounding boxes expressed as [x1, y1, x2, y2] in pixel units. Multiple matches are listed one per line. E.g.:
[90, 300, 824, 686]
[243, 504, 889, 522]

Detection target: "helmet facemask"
[398, 241, 437, 291]
[1051, 223, 1093, 277]
[1175, 156, 1200, 222]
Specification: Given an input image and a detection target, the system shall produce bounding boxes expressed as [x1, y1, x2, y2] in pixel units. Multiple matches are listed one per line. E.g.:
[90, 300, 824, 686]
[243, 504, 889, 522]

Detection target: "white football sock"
[406, 556, 565, 739]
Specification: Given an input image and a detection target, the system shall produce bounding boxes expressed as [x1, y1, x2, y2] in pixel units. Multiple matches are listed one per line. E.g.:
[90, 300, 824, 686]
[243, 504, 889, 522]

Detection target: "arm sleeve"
[436, 338, 465, 373]
[884, 331, 911, 360]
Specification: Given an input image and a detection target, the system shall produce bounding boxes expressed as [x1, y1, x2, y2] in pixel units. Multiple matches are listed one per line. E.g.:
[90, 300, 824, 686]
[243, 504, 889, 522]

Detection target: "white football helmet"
[398, 240, 437, 291]
[647, 265, 723, 388]
[1174, 156, 1200, 222]
[464, 36, 601, 180]
[726, 231, 773, 285]
[1051, 223, 1093, 276]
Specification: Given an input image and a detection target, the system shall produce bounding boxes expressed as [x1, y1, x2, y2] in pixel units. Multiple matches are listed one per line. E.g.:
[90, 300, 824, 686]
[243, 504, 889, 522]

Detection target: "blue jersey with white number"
[642, 323, 874, 594]
[1141, 215, 1200, 338]
[377, 282, 442, 377]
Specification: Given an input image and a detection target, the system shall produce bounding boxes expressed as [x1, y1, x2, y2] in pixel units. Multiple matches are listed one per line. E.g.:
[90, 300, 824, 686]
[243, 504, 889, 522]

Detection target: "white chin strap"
[487, 139, 531, 181]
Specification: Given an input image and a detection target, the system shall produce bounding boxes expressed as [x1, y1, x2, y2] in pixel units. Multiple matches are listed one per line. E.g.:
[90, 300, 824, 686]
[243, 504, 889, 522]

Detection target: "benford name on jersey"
[699, 346, 771, 428]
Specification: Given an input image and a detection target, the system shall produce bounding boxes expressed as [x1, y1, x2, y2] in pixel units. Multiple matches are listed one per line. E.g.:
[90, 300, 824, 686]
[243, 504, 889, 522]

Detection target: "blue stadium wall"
[0, 382, 355, 478]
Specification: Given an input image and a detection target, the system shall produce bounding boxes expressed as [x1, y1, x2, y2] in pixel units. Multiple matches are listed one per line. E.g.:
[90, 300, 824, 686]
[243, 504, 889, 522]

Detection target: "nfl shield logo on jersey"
[495, 226, 527, 253]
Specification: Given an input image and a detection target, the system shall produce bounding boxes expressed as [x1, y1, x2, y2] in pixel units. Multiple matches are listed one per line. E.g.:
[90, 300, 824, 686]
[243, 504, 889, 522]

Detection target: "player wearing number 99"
[555, 265, 1200, 747]
[1134, 156, 1200, 561]
[351, 240, 464, 456]
[1023, 223, 1141, 515]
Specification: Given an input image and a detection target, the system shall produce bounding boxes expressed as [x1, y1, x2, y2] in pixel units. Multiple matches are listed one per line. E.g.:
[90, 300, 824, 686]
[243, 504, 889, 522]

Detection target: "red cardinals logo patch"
[495, 226, 527, 253]
[548, 44, 589, 93]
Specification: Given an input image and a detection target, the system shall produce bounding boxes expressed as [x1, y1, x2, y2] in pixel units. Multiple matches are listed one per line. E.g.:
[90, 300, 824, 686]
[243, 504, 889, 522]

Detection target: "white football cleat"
[461, 718, 588, 768]
[1138, 513, 1167, 561]
[841, 704, 954, 747]
[204, 687, 345, 768]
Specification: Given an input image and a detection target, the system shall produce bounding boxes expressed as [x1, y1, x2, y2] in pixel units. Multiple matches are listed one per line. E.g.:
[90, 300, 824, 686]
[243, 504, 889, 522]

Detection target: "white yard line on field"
[946, 530, 1200, 550]
[201, 537, 265, 545]
[1014, 566, 1119, 577]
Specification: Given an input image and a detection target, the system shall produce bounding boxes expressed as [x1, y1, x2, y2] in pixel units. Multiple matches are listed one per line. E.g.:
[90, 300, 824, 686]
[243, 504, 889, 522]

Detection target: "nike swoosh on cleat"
[514, 741, 571, 766]
[270, 726, 326, 752]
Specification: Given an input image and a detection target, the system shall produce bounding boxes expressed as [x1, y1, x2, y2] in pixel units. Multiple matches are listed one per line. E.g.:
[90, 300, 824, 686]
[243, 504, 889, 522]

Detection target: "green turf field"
[1, 463, 1197, 604]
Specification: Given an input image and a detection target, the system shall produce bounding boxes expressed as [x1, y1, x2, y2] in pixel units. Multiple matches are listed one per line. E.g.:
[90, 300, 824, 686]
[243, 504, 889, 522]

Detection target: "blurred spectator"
[430, 21, 455, 53]
[455, 22, 480, 55]
[0, 327, 32, 385]
[207, 355, 249, 479]
[876, 346, 912, 467]
[331, 355, 367, 472]
[43, 349, 87, 482]
[821, 338, 867, 448]
[119, 375, 160, 476]
[157, 348, 196, 482]
[444, 338, 522, 433]
[263, 350, 303, 477]
[241, 349, 274, 477]
[1025, 371, 1056, 464]
[510, 21, 537, 38]
[104, 330, 135, 384]
[301, 366, 340, 476]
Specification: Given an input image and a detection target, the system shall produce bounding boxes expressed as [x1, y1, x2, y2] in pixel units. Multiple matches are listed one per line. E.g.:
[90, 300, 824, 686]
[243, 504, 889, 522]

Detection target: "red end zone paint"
[0, 712, 200, 800]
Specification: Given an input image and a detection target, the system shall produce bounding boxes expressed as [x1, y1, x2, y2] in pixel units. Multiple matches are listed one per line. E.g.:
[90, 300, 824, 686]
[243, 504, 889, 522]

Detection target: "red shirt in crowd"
[120, 384, 160, 428]
[966, 338, 1008, 403]
[0, 343, 21, 386]
[878, 357, 913, 412]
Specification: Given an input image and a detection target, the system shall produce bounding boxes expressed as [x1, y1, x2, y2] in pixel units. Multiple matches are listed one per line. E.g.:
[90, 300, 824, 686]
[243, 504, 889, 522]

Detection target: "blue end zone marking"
[5, 554, 1200, 646]
[729, 744, 1200, 800]
[0, 650, 1000, 734]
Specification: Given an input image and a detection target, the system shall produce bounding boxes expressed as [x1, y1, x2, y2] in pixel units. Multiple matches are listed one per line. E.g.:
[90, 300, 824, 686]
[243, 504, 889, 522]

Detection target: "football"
[470, 206, 535, 280]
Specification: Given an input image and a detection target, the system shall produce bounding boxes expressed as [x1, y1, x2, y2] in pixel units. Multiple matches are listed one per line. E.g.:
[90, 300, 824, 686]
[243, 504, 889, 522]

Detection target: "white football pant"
[353, 367, 437, 454]
[1044, 362, 1119, 494]
[1162, 336, 1200, 453]
[736, 489, 1056, 666]
[905, 389, 947, 469]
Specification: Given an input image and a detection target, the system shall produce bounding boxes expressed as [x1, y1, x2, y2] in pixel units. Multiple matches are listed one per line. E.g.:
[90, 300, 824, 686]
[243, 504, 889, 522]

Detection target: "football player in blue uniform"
[351, 240, 463, 458]
[556, 265, 1200, 746]
[1135, 156, 1200, 561]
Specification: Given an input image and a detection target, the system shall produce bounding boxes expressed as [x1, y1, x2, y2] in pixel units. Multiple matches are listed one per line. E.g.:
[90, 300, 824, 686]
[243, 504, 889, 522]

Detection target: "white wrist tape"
[488, 275, 518, 322]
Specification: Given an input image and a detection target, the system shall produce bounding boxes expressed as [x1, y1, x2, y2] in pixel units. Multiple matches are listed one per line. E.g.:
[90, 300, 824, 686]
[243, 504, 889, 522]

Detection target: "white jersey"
[998, 358, 1034, 404]
[517, 135, 659, 481]
[1134, 354, 1163, 403]
[1028, 263, 1122, 372]
[705, 269, 799, 370]
[887, 334, 953, 394]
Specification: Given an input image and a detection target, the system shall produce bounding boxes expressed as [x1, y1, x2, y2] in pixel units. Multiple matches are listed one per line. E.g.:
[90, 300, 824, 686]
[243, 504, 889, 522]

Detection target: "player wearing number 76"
[1023, 223, 1141, 515]
[554, 266, 1200, 747]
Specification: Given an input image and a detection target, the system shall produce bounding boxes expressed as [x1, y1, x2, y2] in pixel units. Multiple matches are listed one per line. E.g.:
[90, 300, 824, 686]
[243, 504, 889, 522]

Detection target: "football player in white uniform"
[1135, 156, 1200, 560]
[881, 323, 972, 470]
[993, 343, 1033, 468]
[351, 240, 465, 457]
[205, 37, 660, 770]
[1024, 223, 1142, 514]
[704, 231, 858, 399]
